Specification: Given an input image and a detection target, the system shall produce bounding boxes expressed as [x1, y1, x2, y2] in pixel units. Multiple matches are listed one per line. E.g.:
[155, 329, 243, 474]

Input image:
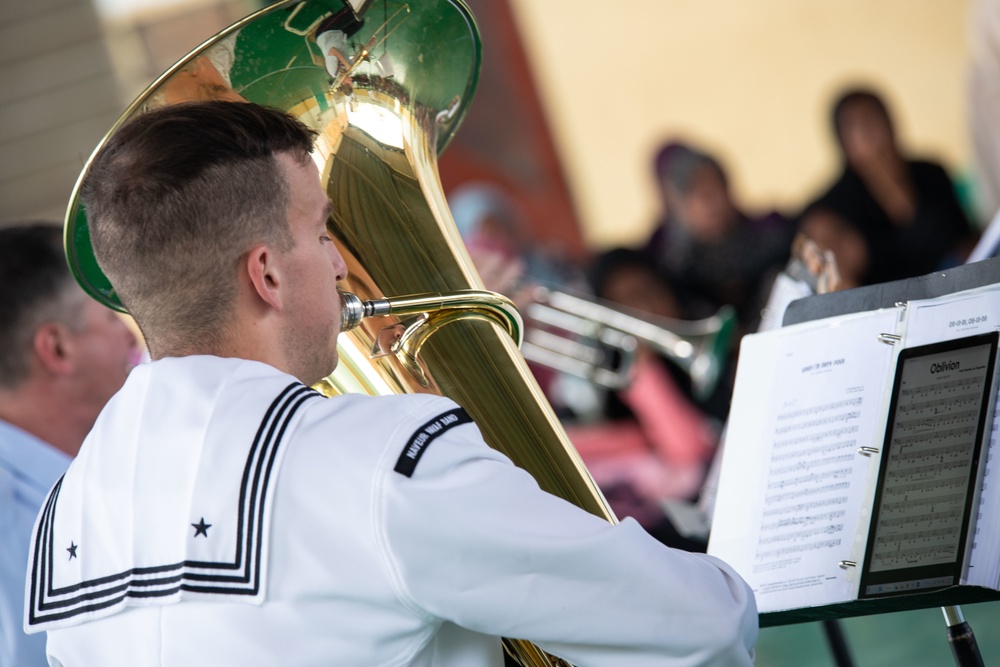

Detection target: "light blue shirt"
[0, 419, 71, 667]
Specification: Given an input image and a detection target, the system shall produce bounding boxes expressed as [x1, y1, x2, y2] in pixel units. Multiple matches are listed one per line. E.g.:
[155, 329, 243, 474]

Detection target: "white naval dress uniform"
[25, 356, 756, 666]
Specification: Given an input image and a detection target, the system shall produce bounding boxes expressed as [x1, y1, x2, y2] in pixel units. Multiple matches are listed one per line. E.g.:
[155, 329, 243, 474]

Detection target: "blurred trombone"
[520, 286, 737, 402]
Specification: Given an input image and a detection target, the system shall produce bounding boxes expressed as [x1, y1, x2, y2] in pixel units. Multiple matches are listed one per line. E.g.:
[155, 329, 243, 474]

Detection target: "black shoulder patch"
[394, 407, 473, 477]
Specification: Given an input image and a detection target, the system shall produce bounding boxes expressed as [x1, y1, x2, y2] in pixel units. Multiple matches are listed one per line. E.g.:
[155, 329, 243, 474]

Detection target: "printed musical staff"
[761, 510, 847, 532]
[880, 492, 966, 514]
[765, 481, 851, 505]
[760, 496, 848, 518]
[879, 479, 965, 499]
[876, 508, 962, 529]
[756, 539, 842, 562]
[772, 425, 860, 450]
[897, 393, 979, 417]
[770, 453, 854, 476]
[711, 284, 1000, 614]
[766, 467, 852, 491]
[775, 397, 863, 422]
[773, 411, 861, 436]
[755, 390, 874, 573]
[758, 523, 845, 545]
[870, 544, 958, 567]
[899, 376, 981, 398]
[867, 341, 992, 573]
[882, 459, 970, 484]
[770, 440, 857, 463]
[890, 442, 975, 463]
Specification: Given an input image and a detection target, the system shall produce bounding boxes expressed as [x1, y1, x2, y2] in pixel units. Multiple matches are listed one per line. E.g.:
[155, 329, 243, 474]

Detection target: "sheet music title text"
[801, 358, 846, 373]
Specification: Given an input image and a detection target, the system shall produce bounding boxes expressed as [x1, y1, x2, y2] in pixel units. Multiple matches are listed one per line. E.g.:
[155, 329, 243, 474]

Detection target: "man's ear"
[245, 244, 284, 311]
[32, 322, 73, 376]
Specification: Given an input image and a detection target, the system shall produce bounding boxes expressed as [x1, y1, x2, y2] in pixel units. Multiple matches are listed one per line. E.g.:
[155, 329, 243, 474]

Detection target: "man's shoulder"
[304, 391, 458, 418]
[286, 392, 490, 482]
[0, 419, 70, 515]
[293, 392, 465, 450]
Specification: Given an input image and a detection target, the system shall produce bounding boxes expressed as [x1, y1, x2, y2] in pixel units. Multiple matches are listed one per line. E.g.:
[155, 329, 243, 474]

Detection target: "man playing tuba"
[23, 100, 756, 666]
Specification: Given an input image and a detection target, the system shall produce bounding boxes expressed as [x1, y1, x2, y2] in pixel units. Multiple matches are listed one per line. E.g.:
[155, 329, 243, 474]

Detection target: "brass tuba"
[64, 1, 611, 665]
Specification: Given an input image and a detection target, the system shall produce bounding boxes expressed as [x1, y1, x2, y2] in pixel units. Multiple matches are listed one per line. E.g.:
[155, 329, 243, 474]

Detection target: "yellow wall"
[510, 0, 973, 249]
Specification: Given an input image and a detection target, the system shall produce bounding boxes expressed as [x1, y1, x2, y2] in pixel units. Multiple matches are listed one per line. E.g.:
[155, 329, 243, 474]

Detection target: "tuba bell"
[63, 2, 610, 665]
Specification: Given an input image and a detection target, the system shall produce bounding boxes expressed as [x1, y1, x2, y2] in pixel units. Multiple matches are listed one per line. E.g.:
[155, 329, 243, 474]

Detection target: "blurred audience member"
[563, 248, 726, 552]
[644, 142, 795, 333]
[804, 88, 977, 285]
[795, 203, 871, 291]
[0, 222, 139, 667]
[449, 182, 586, 299]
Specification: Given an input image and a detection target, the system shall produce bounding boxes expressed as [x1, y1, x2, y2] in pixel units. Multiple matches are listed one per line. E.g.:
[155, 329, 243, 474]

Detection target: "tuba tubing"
[339, 289, 524, 346]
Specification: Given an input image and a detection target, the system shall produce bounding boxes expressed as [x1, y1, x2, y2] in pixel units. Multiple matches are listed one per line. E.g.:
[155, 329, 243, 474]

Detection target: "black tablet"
[859, 331, 999, 598]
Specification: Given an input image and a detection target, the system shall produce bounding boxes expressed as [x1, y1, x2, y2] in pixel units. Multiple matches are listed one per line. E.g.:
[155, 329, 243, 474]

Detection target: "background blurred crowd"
[450, 85, 981, 548]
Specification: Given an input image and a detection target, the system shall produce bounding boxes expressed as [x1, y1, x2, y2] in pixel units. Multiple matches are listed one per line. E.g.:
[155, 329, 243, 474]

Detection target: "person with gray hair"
[0, 222, 138, 667]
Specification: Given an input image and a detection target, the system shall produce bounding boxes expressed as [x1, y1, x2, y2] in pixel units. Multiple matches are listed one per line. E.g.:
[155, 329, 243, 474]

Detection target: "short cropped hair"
[80, 101, 317, 351]
[0, 222, 85, 389]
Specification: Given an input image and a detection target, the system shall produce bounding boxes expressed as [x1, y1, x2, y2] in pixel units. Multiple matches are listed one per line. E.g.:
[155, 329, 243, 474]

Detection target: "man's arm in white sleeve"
[376, 413, 758, 666]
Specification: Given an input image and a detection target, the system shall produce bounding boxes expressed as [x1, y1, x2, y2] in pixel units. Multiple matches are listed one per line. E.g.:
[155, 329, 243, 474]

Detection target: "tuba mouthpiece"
[339, 291, 393, 332]
[339, 291, 366, 332]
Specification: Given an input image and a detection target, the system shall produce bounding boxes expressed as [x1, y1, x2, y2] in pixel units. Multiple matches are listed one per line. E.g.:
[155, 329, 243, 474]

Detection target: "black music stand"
[780, 257, 1000, 667]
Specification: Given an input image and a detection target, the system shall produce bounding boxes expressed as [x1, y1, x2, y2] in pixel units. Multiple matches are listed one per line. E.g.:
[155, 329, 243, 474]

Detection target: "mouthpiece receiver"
[336, 289, 523, 347]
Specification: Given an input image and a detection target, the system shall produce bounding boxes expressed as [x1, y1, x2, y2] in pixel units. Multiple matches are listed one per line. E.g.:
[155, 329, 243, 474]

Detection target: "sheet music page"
[904, 284, 1000, 587]
[709, 308, 901, 613]
[861, 338, 995, 596]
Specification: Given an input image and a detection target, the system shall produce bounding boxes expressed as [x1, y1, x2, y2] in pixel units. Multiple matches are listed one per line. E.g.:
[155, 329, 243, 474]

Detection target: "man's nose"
[331, 246, 348, 282]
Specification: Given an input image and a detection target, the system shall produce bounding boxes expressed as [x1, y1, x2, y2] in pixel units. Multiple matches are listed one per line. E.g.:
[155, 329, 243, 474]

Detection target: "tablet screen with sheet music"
[860, 332, 999, 598]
